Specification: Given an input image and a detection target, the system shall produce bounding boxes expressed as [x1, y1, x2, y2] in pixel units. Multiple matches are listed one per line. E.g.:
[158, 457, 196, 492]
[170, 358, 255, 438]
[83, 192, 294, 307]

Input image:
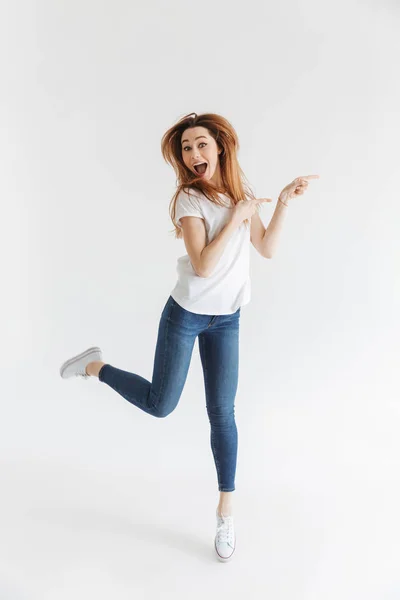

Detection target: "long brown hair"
[161, 112, 257, 239]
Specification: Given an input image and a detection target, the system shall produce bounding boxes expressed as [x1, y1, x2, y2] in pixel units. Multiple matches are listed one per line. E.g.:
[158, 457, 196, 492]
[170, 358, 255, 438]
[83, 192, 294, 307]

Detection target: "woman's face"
[181, 126, 222, 186]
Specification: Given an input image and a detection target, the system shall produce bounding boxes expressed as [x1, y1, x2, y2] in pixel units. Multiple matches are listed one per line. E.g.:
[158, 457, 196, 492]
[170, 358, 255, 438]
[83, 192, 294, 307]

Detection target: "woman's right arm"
[180, 198, 271, 277]
[180, 216, 240, 278]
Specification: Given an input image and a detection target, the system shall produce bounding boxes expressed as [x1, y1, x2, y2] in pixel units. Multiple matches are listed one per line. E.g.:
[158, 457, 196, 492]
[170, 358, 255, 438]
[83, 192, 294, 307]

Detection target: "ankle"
[217, 506, 233, 517]
[86, 361, 105, 377]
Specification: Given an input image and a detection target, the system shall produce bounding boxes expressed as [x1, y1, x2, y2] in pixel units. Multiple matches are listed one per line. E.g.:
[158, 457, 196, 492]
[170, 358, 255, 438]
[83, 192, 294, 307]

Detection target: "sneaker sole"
[59, 346, 102, 378]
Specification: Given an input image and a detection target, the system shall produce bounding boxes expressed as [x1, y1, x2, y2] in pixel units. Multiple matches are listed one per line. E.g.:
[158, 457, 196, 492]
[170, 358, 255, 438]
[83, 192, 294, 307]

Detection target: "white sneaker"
[215, 509, 236, 562]
[60, 346, 103, 379]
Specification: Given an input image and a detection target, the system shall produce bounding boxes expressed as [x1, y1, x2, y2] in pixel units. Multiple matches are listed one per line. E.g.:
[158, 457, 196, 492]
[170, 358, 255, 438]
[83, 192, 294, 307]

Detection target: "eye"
[183, 142, 207, 152]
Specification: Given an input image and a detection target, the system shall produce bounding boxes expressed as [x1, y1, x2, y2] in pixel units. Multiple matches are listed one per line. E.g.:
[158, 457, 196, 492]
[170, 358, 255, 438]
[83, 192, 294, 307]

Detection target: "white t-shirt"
[170, 187, 251, 315]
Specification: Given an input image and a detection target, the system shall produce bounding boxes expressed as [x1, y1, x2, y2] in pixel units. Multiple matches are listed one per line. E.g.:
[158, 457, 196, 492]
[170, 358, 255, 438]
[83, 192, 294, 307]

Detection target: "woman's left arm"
[261, 175, 319, 258]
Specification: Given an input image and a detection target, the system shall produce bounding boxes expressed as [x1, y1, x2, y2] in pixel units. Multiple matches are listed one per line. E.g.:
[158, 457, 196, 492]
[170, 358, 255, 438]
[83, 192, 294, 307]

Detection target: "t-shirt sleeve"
[175, 189, 204, 228]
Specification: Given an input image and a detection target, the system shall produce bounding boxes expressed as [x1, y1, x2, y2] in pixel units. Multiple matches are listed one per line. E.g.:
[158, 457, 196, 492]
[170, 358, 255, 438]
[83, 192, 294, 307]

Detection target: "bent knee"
[150, 391, 181, 418]
[152, 404, 176, 418]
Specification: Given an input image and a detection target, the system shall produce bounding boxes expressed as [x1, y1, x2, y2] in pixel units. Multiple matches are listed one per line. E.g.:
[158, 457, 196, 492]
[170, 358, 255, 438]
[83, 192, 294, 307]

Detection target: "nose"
[192, 149, 203, 161]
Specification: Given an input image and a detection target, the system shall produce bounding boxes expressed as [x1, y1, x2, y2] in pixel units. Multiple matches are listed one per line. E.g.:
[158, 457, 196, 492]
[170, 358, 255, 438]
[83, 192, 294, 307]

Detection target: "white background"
[1, 0, 399, 598]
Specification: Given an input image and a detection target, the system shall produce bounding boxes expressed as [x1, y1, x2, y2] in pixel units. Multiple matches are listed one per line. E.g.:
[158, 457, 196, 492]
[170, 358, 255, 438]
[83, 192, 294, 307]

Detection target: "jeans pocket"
[167, 298, 202, 329]
[162, 296, 176, 321]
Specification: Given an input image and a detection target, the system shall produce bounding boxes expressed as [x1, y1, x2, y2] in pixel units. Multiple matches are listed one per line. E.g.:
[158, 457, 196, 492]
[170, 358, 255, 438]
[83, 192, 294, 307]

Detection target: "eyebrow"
[181, 135, 208, 145]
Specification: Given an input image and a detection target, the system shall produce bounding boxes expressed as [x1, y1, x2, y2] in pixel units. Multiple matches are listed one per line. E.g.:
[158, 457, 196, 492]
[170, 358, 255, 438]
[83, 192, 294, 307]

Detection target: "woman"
[59, 112, 318, 562]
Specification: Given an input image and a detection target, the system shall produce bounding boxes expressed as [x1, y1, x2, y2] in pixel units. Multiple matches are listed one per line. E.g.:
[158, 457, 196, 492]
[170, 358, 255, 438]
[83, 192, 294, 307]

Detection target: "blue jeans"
[98, 295, 241, 492]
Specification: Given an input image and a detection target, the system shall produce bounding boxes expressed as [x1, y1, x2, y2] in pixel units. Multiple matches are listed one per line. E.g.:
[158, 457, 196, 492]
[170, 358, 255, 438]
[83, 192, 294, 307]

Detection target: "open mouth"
[194, 163, 208, 175]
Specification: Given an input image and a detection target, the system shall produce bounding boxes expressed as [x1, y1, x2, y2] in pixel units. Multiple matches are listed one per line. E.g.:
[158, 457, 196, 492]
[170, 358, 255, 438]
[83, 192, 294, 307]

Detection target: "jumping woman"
[60, 112, 318, 562]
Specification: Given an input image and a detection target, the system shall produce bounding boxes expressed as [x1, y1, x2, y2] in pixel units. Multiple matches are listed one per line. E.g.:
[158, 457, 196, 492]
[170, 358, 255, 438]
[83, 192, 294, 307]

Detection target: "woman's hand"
[278, 175, 319, 205]
[230, 197, 272, 226]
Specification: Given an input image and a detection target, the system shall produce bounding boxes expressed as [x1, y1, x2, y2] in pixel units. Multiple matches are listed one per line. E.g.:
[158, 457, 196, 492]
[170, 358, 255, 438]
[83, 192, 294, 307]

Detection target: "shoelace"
[75, 368, 89, 379]
[216, 514, 234, 545]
